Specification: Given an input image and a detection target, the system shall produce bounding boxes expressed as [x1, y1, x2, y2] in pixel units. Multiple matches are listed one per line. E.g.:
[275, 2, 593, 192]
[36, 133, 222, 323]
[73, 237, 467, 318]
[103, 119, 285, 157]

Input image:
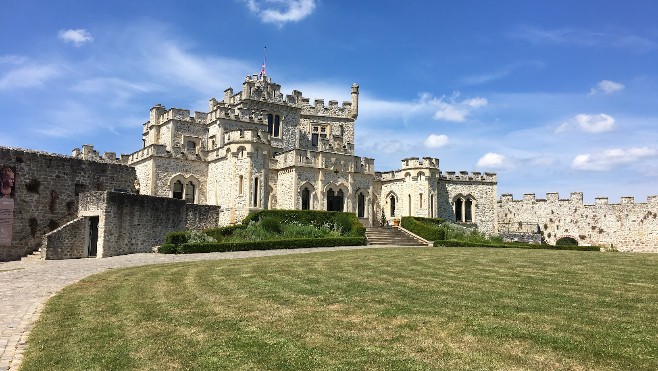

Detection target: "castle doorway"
[87, 216, 99, 257]
[389, 195, 395, 217]
[327, 189, 344, 211]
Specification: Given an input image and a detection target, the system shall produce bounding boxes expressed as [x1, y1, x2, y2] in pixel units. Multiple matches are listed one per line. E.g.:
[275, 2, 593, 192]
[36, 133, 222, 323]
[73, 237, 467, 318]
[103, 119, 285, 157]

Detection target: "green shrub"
[165, 231, 189, 246]
[260, 216, 283, 234]
[158, 243, 178, 254]
[243, 210, 365, 237]
[175, 237, 367, 254]
[401, 216, 446, 241]
[204, 225, 245, 241]
[556, 237, 579, 246]
[433, 239, 600, 251]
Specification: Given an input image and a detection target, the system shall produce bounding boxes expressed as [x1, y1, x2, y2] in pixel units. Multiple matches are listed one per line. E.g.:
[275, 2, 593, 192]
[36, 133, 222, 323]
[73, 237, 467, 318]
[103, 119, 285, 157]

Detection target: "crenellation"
[621, 196, 635, 204]
[595, 197, 609, 205]
[523, 193, 536, 202]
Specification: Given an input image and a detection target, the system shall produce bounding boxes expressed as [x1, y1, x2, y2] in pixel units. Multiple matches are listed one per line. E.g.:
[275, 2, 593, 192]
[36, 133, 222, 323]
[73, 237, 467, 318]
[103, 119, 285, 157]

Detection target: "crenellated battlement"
[72, 144, 121, 163]
[209, 75, 358, 120]
[441, 171, 496, 183]
[147, 104, 207, 127]
[400, 157, 440, 170]
[273, 148, 374, 174]
[499, 192, 658, 205]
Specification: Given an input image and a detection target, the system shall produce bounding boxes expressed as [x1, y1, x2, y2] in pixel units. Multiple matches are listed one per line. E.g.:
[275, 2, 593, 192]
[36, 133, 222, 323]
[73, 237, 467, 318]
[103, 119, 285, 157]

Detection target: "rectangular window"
[311, 133, 319, 146]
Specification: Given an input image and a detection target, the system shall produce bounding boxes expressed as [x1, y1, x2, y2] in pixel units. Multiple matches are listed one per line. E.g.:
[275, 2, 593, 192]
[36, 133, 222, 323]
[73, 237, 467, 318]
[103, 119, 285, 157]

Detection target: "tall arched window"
[273, 115, 280, 137]
[455, 198, 463, 222]
[172, 180, 183, 199]
[301, 187, 310, 210]
[357, 193, 365, 218]
[465, 198, 473, 222]
[419, 193, 423, 208]
[253, 178, 259, 207]
[267, 114, 273, 134]
[389, 195, 396, 217]
[238, 175, 244, 195]
[185, 182, 195, 203]
[408, 194, 412, 216]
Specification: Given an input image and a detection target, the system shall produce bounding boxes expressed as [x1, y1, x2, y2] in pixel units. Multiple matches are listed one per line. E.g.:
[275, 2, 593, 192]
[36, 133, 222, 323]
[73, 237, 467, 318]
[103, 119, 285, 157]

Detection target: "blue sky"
[2, 0, 658, 203]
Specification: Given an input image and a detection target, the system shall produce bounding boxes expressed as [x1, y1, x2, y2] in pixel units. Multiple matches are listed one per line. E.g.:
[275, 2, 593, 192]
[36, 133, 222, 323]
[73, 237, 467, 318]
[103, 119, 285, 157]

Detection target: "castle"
[0, 73, 656, 261]
[115, 74, 499, 234]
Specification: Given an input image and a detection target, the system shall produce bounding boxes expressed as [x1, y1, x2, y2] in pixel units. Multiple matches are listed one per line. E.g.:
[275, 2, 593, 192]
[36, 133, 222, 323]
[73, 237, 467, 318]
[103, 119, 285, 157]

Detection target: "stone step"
[365, 227, 426, 246]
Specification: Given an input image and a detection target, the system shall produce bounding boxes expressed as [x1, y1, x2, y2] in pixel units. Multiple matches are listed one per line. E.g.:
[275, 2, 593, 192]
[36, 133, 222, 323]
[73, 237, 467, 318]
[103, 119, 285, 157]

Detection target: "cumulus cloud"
[244, 0, 316, 25]
[589, 80, 624, 95]
[424, 134, 449, 148]
[572, 147, 657, 171]
[424, 92, 488, 122]
[58, 29, 94, 46]
[556, 113, 615, 133]
[476, 152, 512, 170]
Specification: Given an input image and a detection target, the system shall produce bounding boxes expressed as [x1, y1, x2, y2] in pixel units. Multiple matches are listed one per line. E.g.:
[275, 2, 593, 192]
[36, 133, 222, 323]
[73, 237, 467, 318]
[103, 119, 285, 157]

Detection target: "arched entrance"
[357, 193, 365, 218]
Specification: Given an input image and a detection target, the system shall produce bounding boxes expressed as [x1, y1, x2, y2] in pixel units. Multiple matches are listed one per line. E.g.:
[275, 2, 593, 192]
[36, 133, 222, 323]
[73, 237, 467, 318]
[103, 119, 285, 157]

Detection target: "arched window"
[357, 193, 365, 218]
[418, 172, 425, 182]
[408, 194, 412, 216]
[238, 175, 244, 195]
[267, 114, 273, 134]
[301, 187, 310, 210]
[172, 180, 183, 199]
[430, 194, 434, 218]
[455, 198, 463, 222]
[326, 188, 344, 212]
[419, 193, 423, 208]
[273, 115, 280, 137]
[253, 178, 259, 207]
[465, 198, 473, 222]
[185, 182, 195, 203]
[239, 129, 244, 138]
[389, 195, 396, 217]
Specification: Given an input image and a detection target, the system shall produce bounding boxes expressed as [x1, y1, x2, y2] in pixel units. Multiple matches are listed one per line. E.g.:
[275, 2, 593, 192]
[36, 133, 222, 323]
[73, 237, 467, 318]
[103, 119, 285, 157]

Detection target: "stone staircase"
[365, 227, 426, 246]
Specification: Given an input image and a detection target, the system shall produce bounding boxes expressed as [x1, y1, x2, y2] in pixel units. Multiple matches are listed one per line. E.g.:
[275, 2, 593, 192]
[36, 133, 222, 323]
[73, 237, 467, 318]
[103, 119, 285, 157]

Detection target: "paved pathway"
[0, 245, 391, 370]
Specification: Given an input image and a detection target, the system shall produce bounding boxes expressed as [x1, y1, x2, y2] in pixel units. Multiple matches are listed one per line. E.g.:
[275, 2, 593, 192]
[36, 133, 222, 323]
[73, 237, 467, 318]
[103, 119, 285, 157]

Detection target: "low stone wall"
[42, 217, 87, 260]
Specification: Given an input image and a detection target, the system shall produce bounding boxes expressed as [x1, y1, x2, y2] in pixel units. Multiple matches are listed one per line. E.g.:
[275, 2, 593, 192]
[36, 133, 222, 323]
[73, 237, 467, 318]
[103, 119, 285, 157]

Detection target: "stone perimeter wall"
[0, 146, 137, 262]
[498, 193, 658, 252]
[41, 217, 87, 260]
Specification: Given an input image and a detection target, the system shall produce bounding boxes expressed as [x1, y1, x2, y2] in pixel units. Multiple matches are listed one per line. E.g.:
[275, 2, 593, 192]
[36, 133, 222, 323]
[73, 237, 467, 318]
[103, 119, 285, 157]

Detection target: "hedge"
[400, 216, 446, 241]
[433, 239, 600, 251]
[159, 237, 367, 254]
[204, 224, 246, 241]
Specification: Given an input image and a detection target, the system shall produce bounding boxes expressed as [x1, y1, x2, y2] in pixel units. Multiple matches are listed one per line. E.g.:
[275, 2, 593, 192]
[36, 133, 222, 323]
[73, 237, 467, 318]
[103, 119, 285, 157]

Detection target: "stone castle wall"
[41, 216, 87, 260]
[0, 147, 137, 262]
[498, 193, 658, 252]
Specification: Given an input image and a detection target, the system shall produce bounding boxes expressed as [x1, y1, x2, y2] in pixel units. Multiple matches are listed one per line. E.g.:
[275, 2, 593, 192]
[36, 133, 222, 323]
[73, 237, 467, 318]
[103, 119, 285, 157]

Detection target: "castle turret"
[350, 83, 359, 119]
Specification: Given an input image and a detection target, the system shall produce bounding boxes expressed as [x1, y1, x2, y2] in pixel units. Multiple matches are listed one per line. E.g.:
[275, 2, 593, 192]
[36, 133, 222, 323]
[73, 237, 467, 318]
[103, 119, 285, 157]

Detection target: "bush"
[204, 225, 245, 241]
[260, 216, 283, 234]
[158, 243, 178, 254]
[165, 231, 189, 246]
[401, 216, 446, 241]
[167, 237, 367, 254]
[556, 237, 579, 246]
[243, 210, 365, 237]
[433, 239, 600, 251]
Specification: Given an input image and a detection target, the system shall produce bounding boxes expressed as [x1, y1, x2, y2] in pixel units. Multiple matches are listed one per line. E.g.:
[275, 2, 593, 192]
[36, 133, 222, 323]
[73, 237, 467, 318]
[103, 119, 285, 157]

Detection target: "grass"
[21, 248, 658, 370]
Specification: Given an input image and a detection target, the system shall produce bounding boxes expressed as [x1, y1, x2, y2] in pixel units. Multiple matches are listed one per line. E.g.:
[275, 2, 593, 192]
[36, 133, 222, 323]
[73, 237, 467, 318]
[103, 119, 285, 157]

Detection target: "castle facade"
[121, 74, 499, 234]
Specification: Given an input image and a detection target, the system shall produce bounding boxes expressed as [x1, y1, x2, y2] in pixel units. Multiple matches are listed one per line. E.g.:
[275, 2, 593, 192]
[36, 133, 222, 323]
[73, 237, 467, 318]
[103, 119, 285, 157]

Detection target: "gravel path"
[0, 245, 390, 370]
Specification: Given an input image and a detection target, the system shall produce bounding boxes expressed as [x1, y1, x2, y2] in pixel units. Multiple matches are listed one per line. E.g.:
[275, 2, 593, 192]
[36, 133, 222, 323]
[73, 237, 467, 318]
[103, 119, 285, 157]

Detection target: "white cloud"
[476, 152, 512, 170]
[245, 0, 316, 25]
[556, 113, 615, 133]
[572, 147, 657, 171]
[0, 55, 28, 64]
[0, 64, 60, 90]
[58, 29, 94, 46]
[426, 93, 488, 122]
[589, 80, 625, 95]
[424, 134, 448, 148]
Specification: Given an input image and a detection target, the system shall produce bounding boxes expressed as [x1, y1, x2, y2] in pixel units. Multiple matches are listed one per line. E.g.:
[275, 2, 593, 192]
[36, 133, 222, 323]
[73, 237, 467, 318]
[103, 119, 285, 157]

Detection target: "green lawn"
[22, 248, 658, 370]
